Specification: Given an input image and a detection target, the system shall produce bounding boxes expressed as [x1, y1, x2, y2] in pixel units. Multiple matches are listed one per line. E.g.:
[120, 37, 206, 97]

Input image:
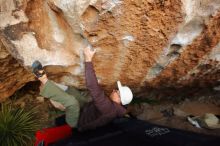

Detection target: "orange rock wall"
[0, 0, 220, 101]
[0, 41, 34, 101]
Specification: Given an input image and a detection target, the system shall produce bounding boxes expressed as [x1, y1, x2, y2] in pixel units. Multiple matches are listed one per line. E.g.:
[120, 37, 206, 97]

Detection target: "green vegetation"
[0, 104, 40, 146]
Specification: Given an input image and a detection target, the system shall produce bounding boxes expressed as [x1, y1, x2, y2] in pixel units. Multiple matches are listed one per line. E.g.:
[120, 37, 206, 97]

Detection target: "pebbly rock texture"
[0, 0, 220, 101]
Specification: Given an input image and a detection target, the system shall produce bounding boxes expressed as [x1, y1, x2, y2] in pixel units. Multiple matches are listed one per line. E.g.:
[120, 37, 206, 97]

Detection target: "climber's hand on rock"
[84, 45, 96, 62]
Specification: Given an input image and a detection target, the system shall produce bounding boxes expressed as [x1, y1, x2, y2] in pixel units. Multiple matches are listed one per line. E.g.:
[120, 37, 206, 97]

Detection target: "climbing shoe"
[187, 115, 201, 128]
[32, 60, 45, 78]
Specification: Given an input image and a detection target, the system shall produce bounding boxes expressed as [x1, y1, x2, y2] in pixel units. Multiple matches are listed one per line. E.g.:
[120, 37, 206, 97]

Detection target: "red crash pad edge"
[35, 124, 72, 146]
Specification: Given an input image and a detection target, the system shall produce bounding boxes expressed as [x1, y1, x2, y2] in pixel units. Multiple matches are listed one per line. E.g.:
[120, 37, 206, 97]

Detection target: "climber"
[32, 46, 133, 131]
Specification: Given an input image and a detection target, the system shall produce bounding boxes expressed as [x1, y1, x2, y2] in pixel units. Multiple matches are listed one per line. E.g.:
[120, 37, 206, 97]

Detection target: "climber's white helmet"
[117, 81, 133, 105]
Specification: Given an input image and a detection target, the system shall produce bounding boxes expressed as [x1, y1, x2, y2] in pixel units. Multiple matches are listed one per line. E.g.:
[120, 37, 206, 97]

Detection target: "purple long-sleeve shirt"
[77, 62, 126, 131]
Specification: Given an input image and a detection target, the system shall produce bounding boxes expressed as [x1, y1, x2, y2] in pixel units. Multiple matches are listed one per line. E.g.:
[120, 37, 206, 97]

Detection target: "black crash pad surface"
[50, 118, 220, 146]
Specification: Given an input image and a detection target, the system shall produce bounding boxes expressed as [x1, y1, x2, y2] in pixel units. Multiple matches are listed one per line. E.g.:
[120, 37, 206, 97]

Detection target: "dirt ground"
[6, 83, 220, 137]
[129, 96, 220, 136]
